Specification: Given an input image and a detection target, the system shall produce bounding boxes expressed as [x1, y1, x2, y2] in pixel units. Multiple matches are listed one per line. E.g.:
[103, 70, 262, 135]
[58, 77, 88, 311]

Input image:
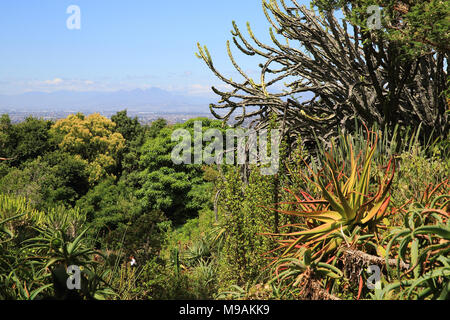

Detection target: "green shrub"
[215, 167, 278, 289]
[390, 146, 449, 208]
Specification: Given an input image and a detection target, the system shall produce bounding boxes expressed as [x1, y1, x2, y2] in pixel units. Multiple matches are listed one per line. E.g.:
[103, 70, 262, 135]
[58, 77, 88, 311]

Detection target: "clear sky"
[0, 0, 310, 96]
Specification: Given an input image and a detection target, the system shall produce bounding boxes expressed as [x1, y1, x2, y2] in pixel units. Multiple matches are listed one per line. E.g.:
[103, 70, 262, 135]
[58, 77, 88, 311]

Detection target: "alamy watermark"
[367, 5, 382, 30]
[366, 264, 382, 290]
[64, 5, 382, 31]
[66, 265, 81, 290]
[171, 121, 280, 175]
[66, 5, 81, 30]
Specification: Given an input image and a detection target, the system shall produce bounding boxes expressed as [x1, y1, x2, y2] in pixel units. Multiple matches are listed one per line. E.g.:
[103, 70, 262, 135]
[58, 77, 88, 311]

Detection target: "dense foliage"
[0, 0, 448, 301]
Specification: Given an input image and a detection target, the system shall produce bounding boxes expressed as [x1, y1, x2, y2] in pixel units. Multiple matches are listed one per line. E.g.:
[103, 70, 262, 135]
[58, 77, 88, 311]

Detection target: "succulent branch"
[196, 0, 448, 147]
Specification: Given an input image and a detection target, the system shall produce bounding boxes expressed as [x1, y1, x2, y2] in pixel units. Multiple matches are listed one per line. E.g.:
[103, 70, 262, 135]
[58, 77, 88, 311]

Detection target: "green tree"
[0, 152, 89, 209]
[51, 113, 126, 184]
[137, 118, 224, 224]
[14, 117, 55, 164]
[0, 114, 16, 159]
[76, 177, 141, 238]
[147, 118, 168, 139]
[111, 110, 149, 179]
[0, 115, 54, 165]
[111, 110, 143, 142]
[313, 0, 450, 55]
[0, 115, 15, 179]
[42, 151, 90, 205]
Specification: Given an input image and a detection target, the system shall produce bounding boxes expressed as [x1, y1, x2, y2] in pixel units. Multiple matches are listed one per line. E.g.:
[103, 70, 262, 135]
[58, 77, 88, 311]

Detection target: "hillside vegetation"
[1, 0, 449, 300]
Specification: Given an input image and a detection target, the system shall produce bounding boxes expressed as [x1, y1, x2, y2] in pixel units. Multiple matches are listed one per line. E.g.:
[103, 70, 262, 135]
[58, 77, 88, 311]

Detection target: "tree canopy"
[314, 0, 450, 55]
[51, 113, 126, 184]
[137, 118, 225, 224]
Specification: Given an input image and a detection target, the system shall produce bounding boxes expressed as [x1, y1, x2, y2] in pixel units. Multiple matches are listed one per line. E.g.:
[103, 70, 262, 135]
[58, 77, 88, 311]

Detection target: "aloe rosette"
[269, 131, 395, 260]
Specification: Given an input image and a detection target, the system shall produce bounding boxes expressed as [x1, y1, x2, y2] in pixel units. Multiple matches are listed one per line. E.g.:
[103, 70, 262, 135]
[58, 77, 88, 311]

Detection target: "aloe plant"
[183, 238, 212, 267]
[23, 227, 98, 268]
[381, 190, 450, 300]
[0, 195, 46, 235]
[268, 130, 395, 260]
[3, 272, 52, 300]
[269, 247, 342, 299]
[0, 210, 53, 300]
[0, 212, 26, 243]
[0, 194, 114, 300]
[260, 130, 398, 299]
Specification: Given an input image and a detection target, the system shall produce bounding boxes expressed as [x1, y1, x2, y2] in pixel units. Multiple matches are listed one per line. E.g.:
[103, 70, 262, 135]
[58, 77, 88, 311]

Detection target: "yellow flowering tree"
[51, 113, 125, 184]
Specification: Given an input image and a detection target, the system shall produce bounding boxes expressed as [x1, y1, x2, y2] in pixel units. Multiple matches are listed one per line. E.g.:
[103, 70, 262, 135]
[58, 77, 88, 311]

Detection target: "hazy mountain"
[0, 88, 215, 113]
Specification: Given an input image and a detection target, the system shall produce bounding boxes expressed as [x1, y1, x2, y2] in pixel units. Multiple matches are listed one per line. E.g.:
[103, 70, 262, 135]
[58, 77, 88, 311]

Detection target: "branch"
[196, 0, 448, 147]
[310, 280, 341, 300]
[342, 248, 410, 270]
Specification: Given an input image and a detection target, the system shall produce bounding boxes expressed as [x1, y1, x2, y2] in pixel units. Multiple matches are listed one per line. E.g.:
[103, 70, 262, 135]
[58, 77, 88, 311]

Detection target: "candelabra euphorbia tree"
[196, 0, 448, 147]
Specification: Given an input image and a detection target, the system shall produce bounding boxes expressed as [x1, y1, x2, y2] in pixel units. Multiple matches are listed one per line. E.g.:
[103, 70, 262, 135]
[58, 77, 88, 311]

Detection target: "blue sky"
[0, 0, 310, 96]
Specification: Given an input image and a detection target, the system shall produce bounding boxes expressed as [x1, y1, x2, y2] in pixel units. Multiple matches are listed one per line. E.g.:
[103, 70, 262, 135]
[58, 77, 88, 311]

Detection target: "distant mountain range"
[0, 88, 215, 113]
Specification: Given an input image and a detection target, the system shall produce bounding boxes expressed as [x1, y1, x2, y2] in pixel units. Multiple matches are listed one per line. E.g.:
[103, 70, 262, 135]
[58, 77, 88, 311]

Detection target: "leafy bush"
[390, 147, 449, 208]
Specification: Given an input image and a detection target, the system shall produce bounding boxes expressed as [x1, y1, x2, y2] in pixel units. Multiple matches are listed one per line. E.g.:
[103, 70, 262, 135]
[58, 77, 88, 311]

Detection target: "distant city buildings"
[0, 110, 216, 125]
